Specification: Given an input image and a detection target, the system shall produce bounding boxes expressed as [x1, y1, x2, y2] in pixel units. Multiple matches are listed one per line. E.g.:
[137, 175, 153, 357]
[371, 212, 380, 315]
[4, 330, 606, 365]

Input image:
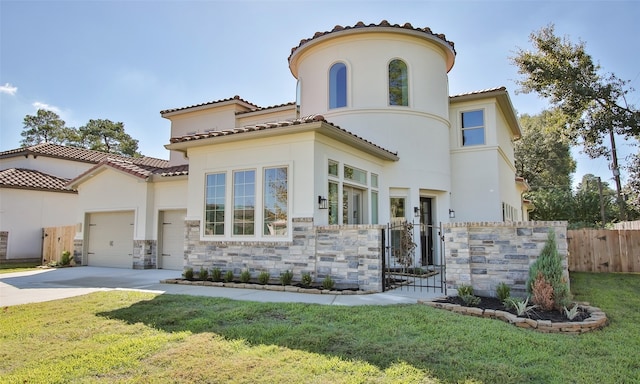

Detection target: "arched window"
[389, 59, 408, 106]
[329, 62, 347, 109]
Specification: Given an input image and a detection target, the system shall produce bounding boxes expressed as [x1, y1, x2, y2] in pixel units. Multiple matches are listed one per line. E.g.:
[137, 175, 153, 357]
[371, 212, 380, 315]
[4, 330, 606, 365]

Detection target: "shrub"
[240, 269, 251, 283]
[527, 230, 571, 310]
[280, 270, 293, 286]
[211, 268, 222, 282]
[258, 271, 270, 285]
[531, 272, 554, 311]
[564, 305, 581, 320]
[457, 284, 474, 297]
[301, 272, 313, 288]
[496, 282, 511, 302]
[460, 294, 481, 307]
[506, 297, 537, 317]
[223, 270, 234, 283]
[322, 275, 335, 290]
[183, 267, 194, 280]
[199, 267, 209, 281]
[60, 251, 72, 266]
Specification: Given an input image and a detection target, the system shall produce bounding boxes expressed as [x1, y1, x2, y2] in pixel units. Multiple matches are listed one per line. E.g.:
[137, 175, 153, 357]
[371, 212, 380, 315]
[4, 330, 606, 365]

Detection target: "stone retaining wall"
[0, 231, 7, 260]
[444, 222, 568, 298]
[184, 218, 384, 292]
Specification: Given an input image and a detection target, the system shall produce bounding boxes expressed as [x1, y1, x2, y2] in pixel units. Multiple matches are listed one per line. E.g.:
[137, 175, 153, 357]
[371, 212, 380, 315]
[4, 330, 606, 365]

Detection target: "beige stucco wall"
[0, 188, 77, 259]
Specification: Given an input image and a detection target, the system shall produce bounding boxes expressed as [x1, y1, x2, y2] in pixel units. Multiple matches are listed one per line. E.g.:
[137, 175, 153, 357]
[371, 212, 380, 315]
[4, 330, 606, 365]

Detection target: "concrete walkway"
[0, 266, 445, 307]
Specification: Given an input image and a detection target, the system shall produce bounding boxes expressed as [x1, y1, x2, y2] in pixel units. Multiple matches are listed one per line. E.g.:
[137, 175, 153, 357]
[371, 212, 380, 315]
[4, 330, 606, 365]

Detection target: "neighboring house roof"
[450, 86, 522, 139]
[0, 168, 77, 193]
[0, 142, 169, 168]
[235, 102, 297, 116]
[66, 158, 189, 189]
[289, 20, 457, 75]
[166, 115, 399, 161]
[160, 95, 259, 116]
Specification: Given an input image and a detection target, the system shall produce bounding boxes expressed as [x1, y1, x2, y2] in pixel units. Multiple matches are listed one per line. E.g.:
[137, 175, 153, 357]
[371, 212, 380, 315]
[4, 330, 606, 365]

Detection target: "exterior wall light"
[449, 209, 456, 219]
[318, 195, 328, 209]
[414, 206, 420, 217]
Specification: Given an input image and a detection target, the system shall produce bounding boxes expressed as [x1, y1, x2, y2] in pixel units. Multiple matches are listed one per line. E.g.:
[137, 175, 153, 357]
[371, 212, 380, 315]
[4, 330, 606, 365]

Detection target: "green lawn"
[0, 262, 41, 274]
[1, 273, 639, 383]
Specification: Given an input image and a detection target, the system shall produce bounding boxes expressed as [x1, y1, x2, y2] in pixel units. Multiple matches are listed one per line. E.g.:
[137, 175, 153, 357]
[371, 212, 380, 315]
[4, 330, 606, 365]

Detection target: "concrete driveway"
[0, 266, 443, 307]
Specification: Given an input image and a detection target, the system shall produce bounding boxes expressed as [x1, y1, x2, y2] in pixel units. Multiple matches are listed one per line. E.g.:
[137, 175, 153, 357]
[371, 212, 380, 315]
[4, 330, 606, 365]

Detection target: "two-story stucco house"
[2, 22, 531, 290]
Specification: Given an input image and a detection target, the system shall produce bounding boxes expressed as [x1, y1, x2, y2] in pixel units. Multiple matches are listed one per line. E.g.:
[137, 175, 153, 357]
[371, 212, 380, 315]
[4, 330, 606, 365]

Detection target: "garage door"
[159, 210, 186, 270]
[87, 211, 134, 268]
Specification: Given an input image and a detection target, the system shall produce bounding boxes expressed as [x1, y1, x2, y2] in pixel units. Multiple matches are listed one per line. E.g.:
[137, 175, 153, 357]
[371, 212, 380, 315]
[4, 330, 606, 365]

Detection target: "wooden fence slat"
[567, 229, 640, 273]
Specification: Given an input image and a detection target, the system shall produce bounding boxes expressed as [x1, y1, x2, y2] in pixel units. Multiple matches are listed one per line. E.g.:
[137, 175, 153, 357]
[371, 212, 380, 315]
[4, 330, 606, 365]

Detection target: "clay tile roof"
[0, 142, 169, 168]
[168, 115, 397, 159]
[236, 101, 297, 115]
[289, 20, 456, 61]
[159, 164, 189, 177]
[449, 86, 507, 99]
[0, 168, 76, 193]
[160, 95, 260, 115]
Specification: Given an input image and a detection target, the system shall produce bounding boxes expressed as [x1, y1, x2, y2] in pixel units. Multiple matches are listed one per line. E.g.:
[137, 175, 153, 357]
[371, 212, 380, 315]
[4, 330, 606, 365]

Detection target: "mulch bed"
[435, 296, 590, 322]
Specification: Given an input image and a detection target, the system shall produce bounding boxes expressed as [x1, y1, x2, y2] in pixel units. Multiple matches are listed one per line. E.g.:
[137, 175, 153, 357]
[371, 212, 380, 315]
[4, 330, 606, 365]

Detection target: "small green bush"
[460, 294, 481, 307]
[223, 270, 234, 283]
[301, 272, 313, 288]
[457, 284, 473, 296]
[199, 267, 209, 281]
[506, 297, 537, 317]
[183, 267, 194, 280]
[280, 270, 293, 286]
[322, 275, 335, 290]
[240, 269, 251, 283]
[258, 271, 270, 285]
[60, 251, 72, 266]
[211, 268, 222, 282]
[527, 230, 571, 310]
[496, 282, 511, 302]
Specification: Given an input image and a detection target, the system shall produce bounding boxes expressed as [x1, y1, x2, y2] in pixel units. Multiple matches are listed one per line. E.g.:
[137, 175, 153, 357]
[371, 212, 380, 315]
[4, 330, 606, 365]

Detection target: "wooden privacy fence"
[567, 229, 640, 273]
[42, 225, 76, 264]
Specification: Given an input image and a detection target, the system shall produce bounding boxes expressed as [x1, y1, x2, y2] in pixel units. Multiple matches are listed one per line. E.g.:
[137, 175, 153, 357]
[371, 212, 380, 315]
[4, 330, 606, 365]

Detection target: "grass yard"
[1, 272, 639, 383]
[0, 262, 41, 274]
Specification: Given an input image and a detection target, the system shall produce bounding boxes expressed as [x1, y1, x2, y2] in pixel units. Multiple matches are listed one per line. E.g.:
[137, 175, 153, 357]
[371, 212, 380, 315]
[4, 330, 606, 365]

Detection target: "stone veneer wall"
[444, 221, 568, 298]
[0, 231, 7, 260]
[133, 240, 157, 269]
[184, 218, 384, 292]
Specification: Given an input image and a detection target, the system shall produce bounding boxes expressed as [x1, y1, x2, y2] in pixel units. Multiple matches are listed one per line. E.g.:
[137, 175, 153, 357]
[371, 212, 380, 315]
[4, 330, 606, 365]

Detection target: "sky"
[1, 0, 638, 190]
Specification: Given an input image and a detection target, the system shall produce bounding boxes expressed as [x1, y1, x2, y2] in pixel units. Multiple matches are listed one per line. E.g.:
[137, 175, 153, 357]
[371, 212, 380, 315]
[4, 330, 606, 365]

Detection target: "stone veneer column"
[0, 231, 8, 260]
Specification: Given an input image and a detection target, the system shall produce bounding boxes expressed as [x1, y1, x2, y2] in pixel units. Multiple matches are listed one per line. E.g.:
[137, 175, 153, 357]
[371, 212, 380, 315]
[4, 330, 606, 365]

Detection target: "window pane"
[263, 167, 288, 236]
[328, 182, 339, 225]
[329, 63, 347, 109]
[462, 110, 483, 128]
[328, 160, 338, 177]
[233, 170, 255, 235]
[462, 110, 485, 146]
[389, 59, 408, 106]
[205, 173, 226, 236]
[462, 128, 485, 146]
[371, 173, 378, 188]
[344, 165, 366, 185]
[371, 191, 378, 224]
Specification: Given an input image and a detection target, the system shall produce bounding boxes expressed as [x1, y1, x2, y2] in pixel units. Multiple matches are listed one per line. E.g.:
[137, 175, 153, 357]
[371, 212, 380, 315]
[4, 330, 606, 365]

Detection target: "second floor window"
[461, 110, 485, 146]
[389, 59, 408, 106]
[329, 62, 347, 109]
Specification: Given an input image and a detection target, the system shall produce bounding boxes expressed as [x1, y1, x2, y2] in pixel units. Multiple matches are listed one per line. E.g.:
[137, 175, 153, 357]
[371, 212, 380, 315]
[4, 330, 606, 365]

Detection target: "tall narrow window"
[328, 182, 339, 225]
[461, 110, 485, 146]
[263, 167, 288, 236]
[205, 173, 226, 235]
[329, 62, 347, 109]
[233, 170, 255, 235]
[389, 59, 408, 106]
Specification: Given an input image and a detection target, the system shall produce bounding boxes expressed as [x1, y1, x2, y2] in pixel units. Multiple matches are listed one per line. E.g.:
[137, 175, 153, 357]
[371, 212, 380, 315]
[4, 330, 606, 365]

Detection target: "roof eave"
[450, 88, 522, 139]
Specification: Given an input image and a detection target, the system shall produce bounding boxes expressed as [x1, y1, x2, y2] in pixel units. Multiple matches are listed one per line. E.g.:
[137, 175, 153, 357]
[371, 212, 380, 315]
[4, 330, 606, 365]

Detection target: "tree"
[515, 110, 576, 221]
[20, 109, 67, 146]
[78, 119, 140, 157]
[623, 151, 640, 220]
[515, 110, 576, 191]
[512, 25, 640, 220]
[573, 174, 617, 227]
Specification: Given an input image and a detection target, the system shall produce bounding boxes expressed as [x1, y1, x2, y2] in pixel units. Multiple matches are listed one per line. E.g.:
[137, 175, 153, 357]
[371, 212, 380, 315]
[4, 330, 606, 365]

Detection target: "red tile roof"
[449, 86, 507, 99]
[0, 168, 77, 193]
[160, 95, 259, 115]
[289, 20, 456, 61]
[0, 142, 169, 168]
[168, 115, 398, 159]
[236, 102, 297, 115]
[67, 158, 189, 188]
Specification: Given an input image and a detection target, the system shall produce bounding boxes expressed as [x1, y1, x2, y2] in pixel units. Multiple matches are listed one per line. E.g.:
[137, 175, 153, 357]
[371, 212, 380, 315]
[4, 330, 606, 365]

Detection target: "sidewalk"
[0, 266, 445, 307]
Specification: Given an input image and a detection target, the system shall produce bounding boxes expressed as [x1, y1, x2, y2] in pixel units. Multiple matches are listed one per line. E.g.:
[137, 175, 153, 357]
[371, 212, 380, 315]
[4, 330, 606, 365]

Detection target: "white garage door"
[87, 211, 134, 268]
[159, 209, 186, 270]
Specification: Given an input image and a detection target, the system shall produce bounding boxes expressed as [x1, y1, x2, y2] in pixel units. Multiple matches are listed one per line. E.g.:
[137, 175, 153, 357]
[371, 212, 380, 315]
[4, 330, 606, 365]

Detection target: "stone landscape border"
[161, 278, 378, 295]
[420, 299, 608, 334]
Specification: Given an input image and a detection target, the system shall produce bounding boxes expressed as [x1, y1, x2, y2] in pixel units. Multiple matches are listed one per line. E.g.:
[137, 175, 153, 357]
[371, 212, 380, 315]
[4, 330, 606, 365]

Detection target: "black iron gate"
[382, 220, 446, 294]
